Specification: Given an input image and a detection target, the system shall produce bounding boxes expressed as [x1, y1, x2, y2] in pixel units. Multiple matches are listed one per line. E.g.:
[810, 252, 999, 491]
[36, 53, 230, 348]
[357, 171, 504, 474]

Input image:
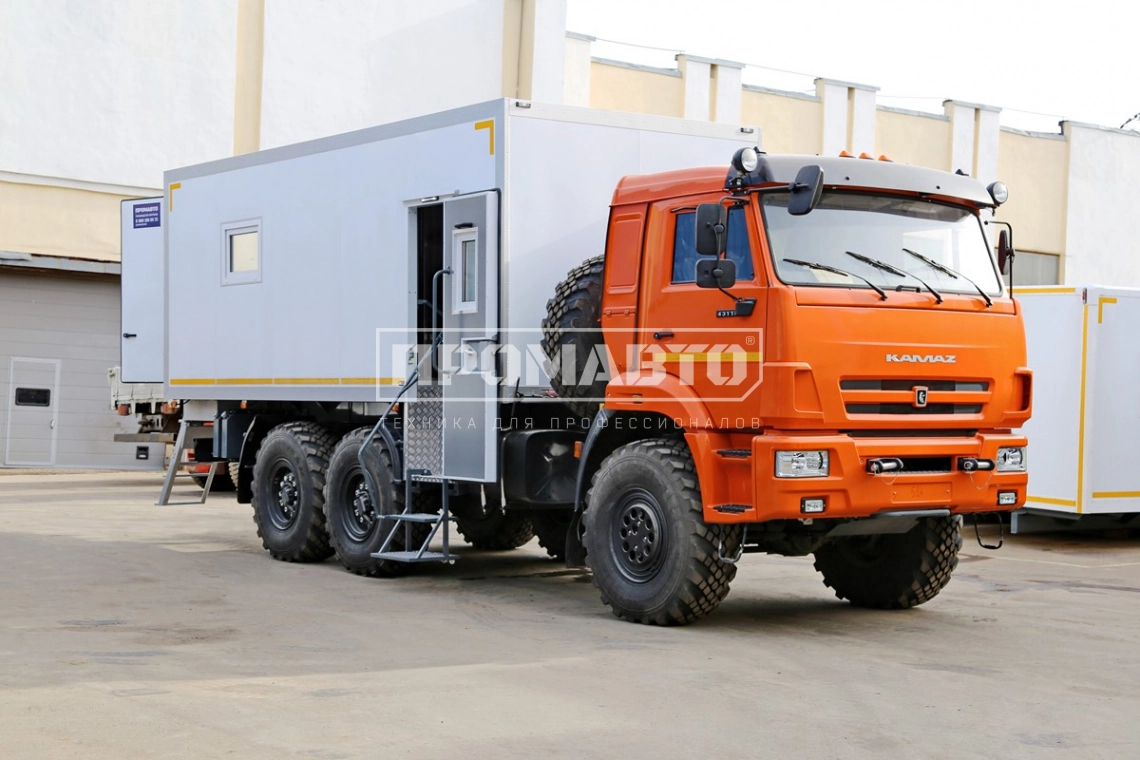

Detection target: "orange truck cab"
[554, 150, 1030, 624]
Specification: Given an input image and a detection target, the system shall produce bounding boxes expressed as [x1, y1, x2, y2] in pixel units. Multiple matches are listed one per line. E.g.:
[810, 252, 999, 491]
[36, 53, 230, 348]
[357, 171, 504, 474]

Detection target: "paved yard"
[1, 471, 1138, 759]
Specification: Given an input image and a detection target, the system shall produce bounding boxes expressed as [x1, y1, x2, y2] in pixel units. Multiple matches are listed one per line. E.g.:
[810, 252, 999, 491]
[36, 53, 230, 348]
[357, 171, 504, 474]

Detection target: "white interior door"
[5, 358, 60, 466]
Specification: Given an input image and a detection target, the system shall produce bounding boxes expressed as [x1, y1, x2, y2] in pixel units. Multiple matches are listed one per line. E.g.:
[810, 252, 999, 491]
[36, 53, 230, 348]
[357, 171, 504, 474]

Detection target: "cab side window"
[671, 207, 754, 284]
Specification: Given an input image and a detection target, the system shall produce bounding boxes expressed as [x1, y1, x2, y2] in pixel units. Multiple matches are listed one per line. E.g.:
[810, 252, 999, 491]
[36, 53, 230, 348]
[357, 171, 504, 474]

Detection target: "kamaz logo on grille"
[886, 354, 957, 364]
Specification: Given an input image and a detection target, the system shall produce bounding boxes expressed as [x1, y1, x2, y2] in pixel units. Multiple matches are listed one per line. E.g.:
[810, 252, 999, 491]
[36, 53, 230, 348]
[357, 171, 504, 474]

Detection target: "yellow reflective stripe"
[1076, 304, 1089, 513]
[168, 182, 181, 211]
[651, 352, 762, 362]
[1026, 495, 1077, 507]
[1015, 287, 1077, 294]
[1091, 491, 1140, 499]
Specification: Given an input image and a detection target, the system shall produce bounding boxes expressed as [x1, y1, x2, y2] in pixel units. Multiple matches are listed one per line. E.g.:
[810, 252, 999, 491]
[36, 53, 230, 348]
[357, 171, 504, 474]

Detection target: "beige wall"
[0, 181, 132, 262]
[875, 109, 950, 169]
[590, 62, 683, 118]
[998, 130, 1068, 256]
[741, 90, 821, 154]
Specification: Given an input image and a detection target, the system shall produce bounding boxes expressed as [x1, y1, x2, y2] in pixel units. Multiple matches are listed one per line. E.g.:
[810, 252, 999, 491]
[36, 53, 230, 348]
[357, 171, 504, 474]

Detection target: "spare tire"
[541, 256, 607, 419]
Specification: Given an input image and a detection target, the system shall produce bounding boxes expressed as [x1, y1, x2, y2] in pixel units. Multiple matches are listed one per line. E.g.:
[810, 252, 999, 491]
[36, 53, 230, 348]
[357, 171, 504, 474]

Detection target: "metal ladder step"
[371, 550, 459, 564]
[380, 513, 448, 523]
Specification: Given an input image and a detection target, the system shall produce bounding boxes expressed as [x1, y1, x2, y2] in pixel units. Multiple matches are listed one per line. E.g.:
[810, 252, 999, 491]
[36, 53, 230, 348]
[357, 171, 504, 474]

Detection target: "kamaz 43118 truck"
[121, 100, 1030, 625]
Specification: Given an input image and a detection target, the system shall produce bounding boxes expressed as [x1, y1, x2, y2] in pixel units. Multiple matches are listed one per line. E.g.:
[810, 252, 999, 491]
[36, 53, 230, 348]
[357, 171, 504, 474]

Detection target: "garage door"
[5, 357, 60, 466]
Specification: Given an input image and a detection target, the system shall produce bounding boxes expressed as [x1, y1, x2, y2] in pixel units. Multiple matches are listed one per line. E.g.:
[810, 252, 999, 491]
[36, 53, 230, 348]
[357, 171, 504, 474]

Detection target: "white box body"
[1018, 285, 1140, 515]
[146, 100, 758, 403]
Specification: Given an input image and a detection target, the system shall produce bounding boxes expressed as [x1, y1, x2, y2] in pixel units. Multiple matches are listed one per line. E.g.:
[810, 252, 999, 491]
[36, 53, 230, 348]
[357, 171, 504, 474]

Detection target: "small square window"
[222, 220, 261, 285]
[14, 388, 50, 407]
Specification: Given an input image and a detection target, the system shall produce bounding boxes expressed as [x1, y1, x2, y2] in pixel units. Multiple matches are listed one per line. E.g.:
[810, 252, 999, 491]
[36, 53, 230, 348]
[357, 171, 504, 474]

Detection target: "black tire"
[530, 509, 573, 560]
[583, 438, 741, 625]
[812, 516, 962, 609]
[323, 428, 431, 578]
[455, 494, 535, 551]
[541, 256, 606, 419]
[250, 422, 336, 562]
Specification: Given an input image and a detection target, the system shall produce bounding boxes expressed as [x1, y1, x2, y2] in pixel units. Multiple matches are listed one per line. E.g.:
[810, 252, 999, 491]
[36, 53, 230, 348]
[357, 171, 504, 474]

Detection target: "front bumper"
[741, 432, 1027, 522]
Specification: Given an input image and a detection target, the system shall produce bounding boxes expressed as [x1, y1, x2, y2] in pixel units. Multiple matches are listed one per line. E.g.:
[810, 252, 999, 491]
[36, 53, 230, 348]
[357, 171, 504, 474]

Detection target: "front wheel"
[812, 515, 962, 609]
[583, 438, 740, 625]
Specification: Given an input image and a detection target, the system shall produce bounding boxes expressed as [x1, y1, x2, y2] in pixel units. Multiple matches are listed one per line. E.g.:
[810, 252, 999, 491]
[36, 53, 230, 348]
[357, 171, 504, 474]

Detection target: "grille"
[841, 378, 990, 417]
[846, 403, 983, 415]
[840, 379, 989, 392]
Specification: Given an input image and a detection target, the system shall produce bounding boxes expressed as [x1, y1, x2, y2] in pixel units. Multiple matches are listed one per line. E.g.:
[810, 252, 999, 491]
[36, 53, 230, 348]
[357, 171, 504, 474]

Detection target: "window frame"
[452, 227, 479, 314]
[13, 387, 50, 407]
[669, 203, 756, 285]
[221, 219, 262, 286]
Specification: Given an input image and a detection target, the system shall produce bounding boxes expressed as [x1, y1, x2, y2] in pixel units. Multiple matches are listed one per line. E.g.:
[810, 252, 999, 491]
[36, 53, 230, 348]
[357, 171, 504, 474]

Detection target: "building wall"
[875, 109, 951, 169]
[741, 89, 821, 154]
[997, 129, 1068, 257]
[0, 179, 136, 262]
[259, 0, 511, 150]
[1063, 122, 1140, 285]
[0, 0, 236, 190]
[0, 269, 160, 469]
[590, 61, 683, 118]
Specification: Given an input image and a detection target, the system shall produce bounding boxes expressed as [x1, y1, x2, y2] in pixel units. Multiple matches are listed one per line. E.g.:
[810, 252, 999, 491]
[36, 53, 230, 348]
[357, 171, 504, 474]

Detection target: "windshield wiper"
[783, 258, 887, 300]
[902, 248, 992, 308]
[845, 251, 943, 304]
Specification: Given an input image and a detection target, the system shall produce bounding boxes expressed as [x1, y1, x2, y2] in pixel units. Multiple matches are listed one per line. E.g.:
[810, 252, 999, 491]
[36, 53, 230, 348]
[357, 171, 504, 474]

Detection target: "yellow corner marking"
[1014, 287, 1077, 295]
[168, 182, 182, 212]
[1026, 495, 1078, 508]
[652, 352, 763, 363]
[1097, 296, 1118, 324]
[170, 378, 215, 386]
[1091, 491, 1140, 499]
[475, 119, 495, 155]
[1076, 303, 1089, 513]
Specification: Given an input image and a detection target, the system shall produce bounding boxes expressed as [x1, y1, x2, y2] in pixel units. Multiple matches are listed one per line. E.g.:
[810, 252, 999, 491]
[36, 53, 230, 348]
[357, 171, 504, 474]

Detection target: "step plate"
[371, 550, 459, 563]
[380, 513, 445, 523]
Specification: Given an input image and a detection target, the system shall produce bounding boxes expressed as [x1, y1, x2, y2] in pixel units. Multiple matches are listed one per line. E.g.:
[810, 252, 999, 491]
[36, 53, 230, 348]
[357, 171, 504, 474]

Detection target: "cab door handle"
[123, 333, 137, 339]
[653, 331, 674, 339]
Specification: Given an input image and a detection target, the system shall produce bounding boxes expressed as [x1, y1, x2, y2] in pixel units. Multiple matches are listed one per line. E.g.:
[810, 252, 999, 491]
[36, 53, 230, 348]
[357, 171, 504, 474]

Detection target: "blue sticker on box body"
[133, 202, 161, 229]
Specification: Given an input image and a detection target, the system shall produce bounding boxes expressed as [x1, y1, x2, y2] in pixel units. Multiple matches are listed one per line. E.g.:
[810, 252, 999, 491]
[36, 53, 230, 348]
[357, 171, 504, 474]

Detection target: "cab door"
[636, 198, 767, 425]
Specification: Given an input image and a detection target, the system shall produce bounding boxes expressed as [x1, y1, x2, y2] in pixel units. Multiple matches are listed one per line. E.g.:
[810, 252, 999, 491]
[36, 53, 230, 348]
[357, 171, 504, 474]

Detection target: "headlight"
[775, 450, 829, 478]
[996, 447, 1026, 472]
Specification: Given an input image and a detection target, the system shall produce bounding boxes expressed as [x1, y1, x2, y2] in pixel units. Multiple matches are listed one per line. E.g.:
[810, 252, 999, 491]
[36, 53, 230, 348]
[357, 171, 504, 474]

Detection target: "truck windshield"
[761, 192, 1003, 297]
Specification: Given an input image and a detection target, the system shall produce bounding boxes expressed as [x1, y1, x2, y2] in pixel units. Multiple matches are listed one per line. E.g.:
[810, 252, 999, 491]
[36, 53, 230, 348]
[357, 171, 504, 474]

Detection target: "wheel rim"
[609, 488, 667, 583]
[267, 459, 302, 531]
[341, 468, 378, 542]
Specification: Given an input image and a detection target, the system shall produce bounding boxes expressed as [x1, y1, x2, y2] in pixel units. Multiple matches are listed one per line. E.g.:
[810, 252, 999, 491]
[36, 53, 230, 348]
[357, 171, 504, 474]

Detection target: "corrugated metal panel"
[0, 269, 162, 469]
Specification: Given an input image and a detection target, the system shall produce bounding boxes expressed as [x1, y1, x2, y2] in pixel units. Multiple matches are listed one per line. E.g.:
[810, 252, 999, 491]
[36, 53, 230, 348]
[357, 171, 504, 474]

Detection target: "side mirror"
[696, 258, 736, 289]
[695, 203, 727, 256]
[788, 165, 824, 216]
[997, 229, 1014, 273]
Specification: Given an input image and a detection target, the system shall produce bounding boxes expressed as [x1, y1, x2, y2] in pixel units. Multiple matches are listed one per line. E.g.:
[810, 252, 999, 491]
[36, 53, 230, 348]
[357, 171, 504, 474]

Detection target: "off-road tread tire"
[584, 438, 740, 625]
[530, 509, 573, 560]
[456, 508, 535, 551]
[323, 428, 433, 578]
[541, 256, 606, 419]
[250, 421, 336, 563]
[812, 516, 962, 609]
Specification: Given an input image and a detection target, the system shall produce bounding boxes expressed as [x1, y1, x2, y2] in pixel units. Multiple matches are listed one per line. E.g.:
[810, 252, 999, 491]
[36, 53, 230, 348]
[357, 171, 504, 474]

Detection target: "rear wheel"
[250, 422, 336, 562]
[455, 490, 535, 550]
[323, 428, 430, 577]
[530, 509, 573, 560]
[812, 516, 962, 609]
[583, 438, 740, 625]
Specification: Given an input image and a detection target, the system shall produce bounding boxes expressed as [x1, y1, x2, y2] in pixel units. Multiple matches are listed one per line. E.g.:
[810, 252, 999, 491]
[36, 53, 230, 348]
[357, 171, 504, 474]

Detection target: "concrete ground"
[1, 471, 1138, 760]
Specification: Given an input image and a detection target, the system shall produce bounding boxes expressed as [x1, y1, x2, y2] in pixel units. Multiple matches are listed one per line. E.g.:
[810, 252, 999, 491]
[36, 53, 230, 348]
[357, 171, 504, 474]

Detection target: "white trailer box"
[147, 99, 758, 483]
[1017, 285, 1140, 524]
